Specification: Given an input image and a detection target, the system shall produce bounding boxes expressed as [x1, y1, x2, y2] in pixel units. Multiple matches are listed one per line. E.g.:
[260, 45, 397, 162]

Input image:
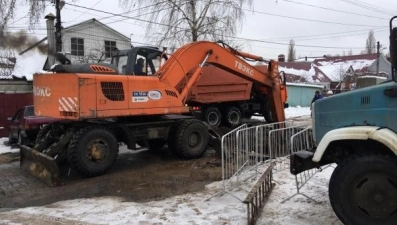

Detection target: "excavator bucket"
[20, 145, 61, 187]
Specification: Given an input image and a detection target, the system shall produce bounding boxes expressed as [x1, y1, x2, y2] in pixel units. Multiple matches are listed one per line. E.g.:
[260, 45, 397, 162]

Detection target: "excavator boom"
[157, 41, 286, 122]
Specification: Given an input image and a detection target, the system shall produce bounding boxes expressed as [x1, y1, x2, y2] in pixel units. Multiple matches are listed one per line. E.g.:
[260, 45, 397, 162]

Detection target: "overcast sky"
[7, 0, 397, 60]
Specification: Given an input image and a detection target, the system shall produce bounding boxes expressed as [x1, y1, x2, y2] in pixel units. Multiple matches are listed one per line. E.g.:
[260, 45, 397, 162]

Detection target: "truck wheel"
[224, 106, 242, 128]
[329, 154, 397, 225]
[174, 119, 209, 159]
[68, 127, 119, 177]
[203, 107, 222, 127]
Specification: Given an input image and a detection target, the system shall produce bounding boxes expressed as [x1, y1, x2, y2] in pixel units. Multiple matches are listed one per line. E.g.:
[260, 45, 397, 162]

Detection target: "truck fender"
[312, 126, 397, 162]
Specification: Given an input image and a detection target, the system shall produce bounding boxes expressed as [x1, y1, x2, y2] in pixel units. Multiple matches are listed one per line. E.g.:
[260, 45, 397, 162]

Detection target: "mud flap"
[290, 150, 319, 175]
[20, 145, 61, 187]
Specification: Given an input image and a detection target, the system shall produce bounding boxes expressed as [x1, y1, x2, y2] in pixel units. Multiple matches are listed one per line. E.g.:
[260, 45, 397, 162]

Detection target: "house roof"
[63, 18, 130, 42]
[278, 61, 318, 83]
[313, 54, 377, 81]
[279, 54, 382, 83]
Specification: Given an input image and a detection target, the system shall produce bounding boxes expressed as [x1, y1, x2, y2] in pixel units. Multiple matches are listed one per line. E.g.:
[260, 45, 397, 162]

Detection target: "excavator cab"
[111, 47, 168, 76]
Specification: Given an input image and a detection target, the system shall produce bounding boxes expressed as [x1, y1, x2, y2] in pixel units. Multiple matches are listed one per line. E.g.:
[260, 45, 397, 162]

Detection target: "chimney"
[278, 54, 285, 62]
[45, 13, 56, 66]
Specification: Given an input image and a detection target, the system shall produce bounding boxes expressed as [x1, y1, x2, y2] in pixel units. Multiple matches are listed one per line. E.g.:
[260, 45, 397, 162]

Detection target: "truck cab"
[290, 16, 397, 225]
[111, 47, 167, 76]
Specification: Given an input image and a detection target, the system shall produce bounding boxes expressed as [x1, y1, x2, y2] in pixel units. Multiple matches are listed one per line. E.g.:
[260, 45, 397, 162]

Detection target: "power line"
[6, 2, 380, 53]
[280, 28, 388, 42]
[242, 7, 384, 28]
[227, 35, 365, 49]
[282, 0, 389, 20]
[66, 0, 105, 24]
[66, 2, 385, 32]
[340, 0, 397, 16]
[264, 28, 386, 42]
[64, 2, 384, 48]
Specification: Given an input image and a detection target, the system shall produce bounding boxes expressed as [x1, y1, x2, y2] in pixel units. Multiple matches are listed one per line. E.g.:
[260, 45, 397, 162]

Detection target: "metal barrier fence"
[253, 121, 294, 169]
[267, 125, 307, 173]
[221, 124, 248, 193]
[282, 126, 321, 202]
[217, 121, 296, 200]
[243, 164, 275, 225]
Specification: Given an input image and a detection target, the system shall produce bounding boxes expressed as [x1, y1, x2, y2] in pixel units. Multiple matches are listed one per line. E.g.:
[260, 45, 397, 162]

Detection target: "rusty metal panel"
[0, 93, 33, 137]
[189, 66, 253, 104]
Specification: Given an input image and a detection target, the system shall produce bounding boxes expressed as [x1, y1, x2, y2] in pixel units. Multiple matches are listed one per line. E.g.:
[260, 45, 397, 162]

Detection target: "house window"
[71, 38, 84, 56]
[104, 40, 117, 58]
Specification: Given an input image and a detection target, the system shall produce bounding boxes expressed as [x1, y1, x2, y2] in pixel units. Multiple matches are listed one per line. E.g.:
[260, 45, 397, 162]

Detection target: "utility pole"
[55, 0, 62, 52]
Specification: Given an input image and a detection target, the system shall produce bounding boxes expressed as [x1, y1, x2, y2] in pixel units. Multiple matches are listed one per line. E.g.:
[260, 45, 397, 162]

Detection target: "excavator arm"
[157, 41, 286, 122]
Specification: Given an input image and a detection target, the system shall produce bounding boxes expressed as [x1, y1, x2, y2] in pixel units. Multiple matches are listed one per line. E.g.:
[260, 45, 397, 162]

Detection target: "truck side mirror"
[390, 27, 397, 69]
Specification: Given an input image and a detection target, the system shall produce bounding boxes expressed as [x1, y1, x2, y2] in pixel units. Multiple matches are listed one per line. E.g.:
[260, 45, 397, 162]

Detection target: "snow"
[317, 59, 375, 82]
[280, 65, 316, 82]
[0, 107, 341, 225]
[12, 49, 47, 81]
[286, 82, 324, 88]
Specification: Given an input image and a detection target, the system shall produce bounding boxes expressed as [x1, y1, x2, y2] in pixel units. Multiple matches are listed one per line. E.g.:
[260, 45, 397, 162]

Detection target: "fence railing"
[282, 126, 324, 202]
[221, 124, 248, 193]
[243, 164, 275, 225]
[214, 120, 328, 223]
[268, 125, 307, 173]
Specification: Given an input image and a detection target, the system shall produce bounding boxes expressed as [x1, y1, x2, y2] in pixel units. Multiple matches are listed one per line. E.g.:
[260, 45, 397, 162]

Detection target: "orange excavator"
[20, 40, 287, 186]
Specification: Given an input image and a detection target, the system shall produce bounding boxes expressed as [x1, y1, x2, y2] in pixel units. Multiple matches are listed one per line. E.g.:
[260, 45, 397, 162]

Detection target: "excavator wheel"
[224, 106, 242, 128]
[203, 106, 222, 127]
[173, 119, 209, 159]
[68, 126, 119, 177]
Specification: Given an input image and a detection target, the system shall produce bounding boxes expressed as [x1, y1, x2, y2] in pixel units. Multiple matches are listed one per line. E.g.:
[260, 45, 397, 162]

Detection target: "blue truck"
[290, 17, 397, 225]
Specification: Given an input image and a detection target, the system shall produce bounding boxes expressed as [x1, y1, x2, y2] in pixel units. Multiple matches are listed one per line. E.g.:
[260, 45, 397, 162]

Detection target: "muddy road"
[0, 116, 311, 211]
[0, 146, 222, 210]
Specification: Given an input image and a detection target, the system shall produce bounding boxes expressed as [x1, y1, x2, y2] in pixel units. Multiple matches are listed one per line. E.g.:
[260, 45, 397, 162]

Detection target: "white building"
[61, 18, 131, 63]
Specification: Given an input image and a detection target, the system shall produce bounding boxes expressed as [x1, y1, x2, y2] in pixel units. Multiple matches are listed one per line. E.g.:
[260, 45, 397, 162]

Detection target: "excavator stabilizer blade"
[20, 145, 61, 187]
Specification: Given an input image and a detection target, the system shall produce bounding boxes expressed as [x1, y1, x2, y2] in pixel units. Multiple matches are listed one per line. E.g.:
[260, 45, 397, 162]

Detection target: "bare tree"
[287, 39, 296, 62]
[118, 0, 254, 47]
[365, 30, 376, 54]
[0, 0, 46, 29]
[347, 49, 353, 56]
[0, 48, 16, 77]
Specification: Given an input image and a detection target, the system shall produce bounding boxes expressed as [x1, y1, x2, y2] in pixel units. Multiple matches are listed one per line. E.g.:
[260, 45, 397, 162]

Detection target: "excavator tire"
[224, 106, 242, 128]
[174, 119, 209, 159]
[68, 126, 118, 177]
[203, 106, 222, 127]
